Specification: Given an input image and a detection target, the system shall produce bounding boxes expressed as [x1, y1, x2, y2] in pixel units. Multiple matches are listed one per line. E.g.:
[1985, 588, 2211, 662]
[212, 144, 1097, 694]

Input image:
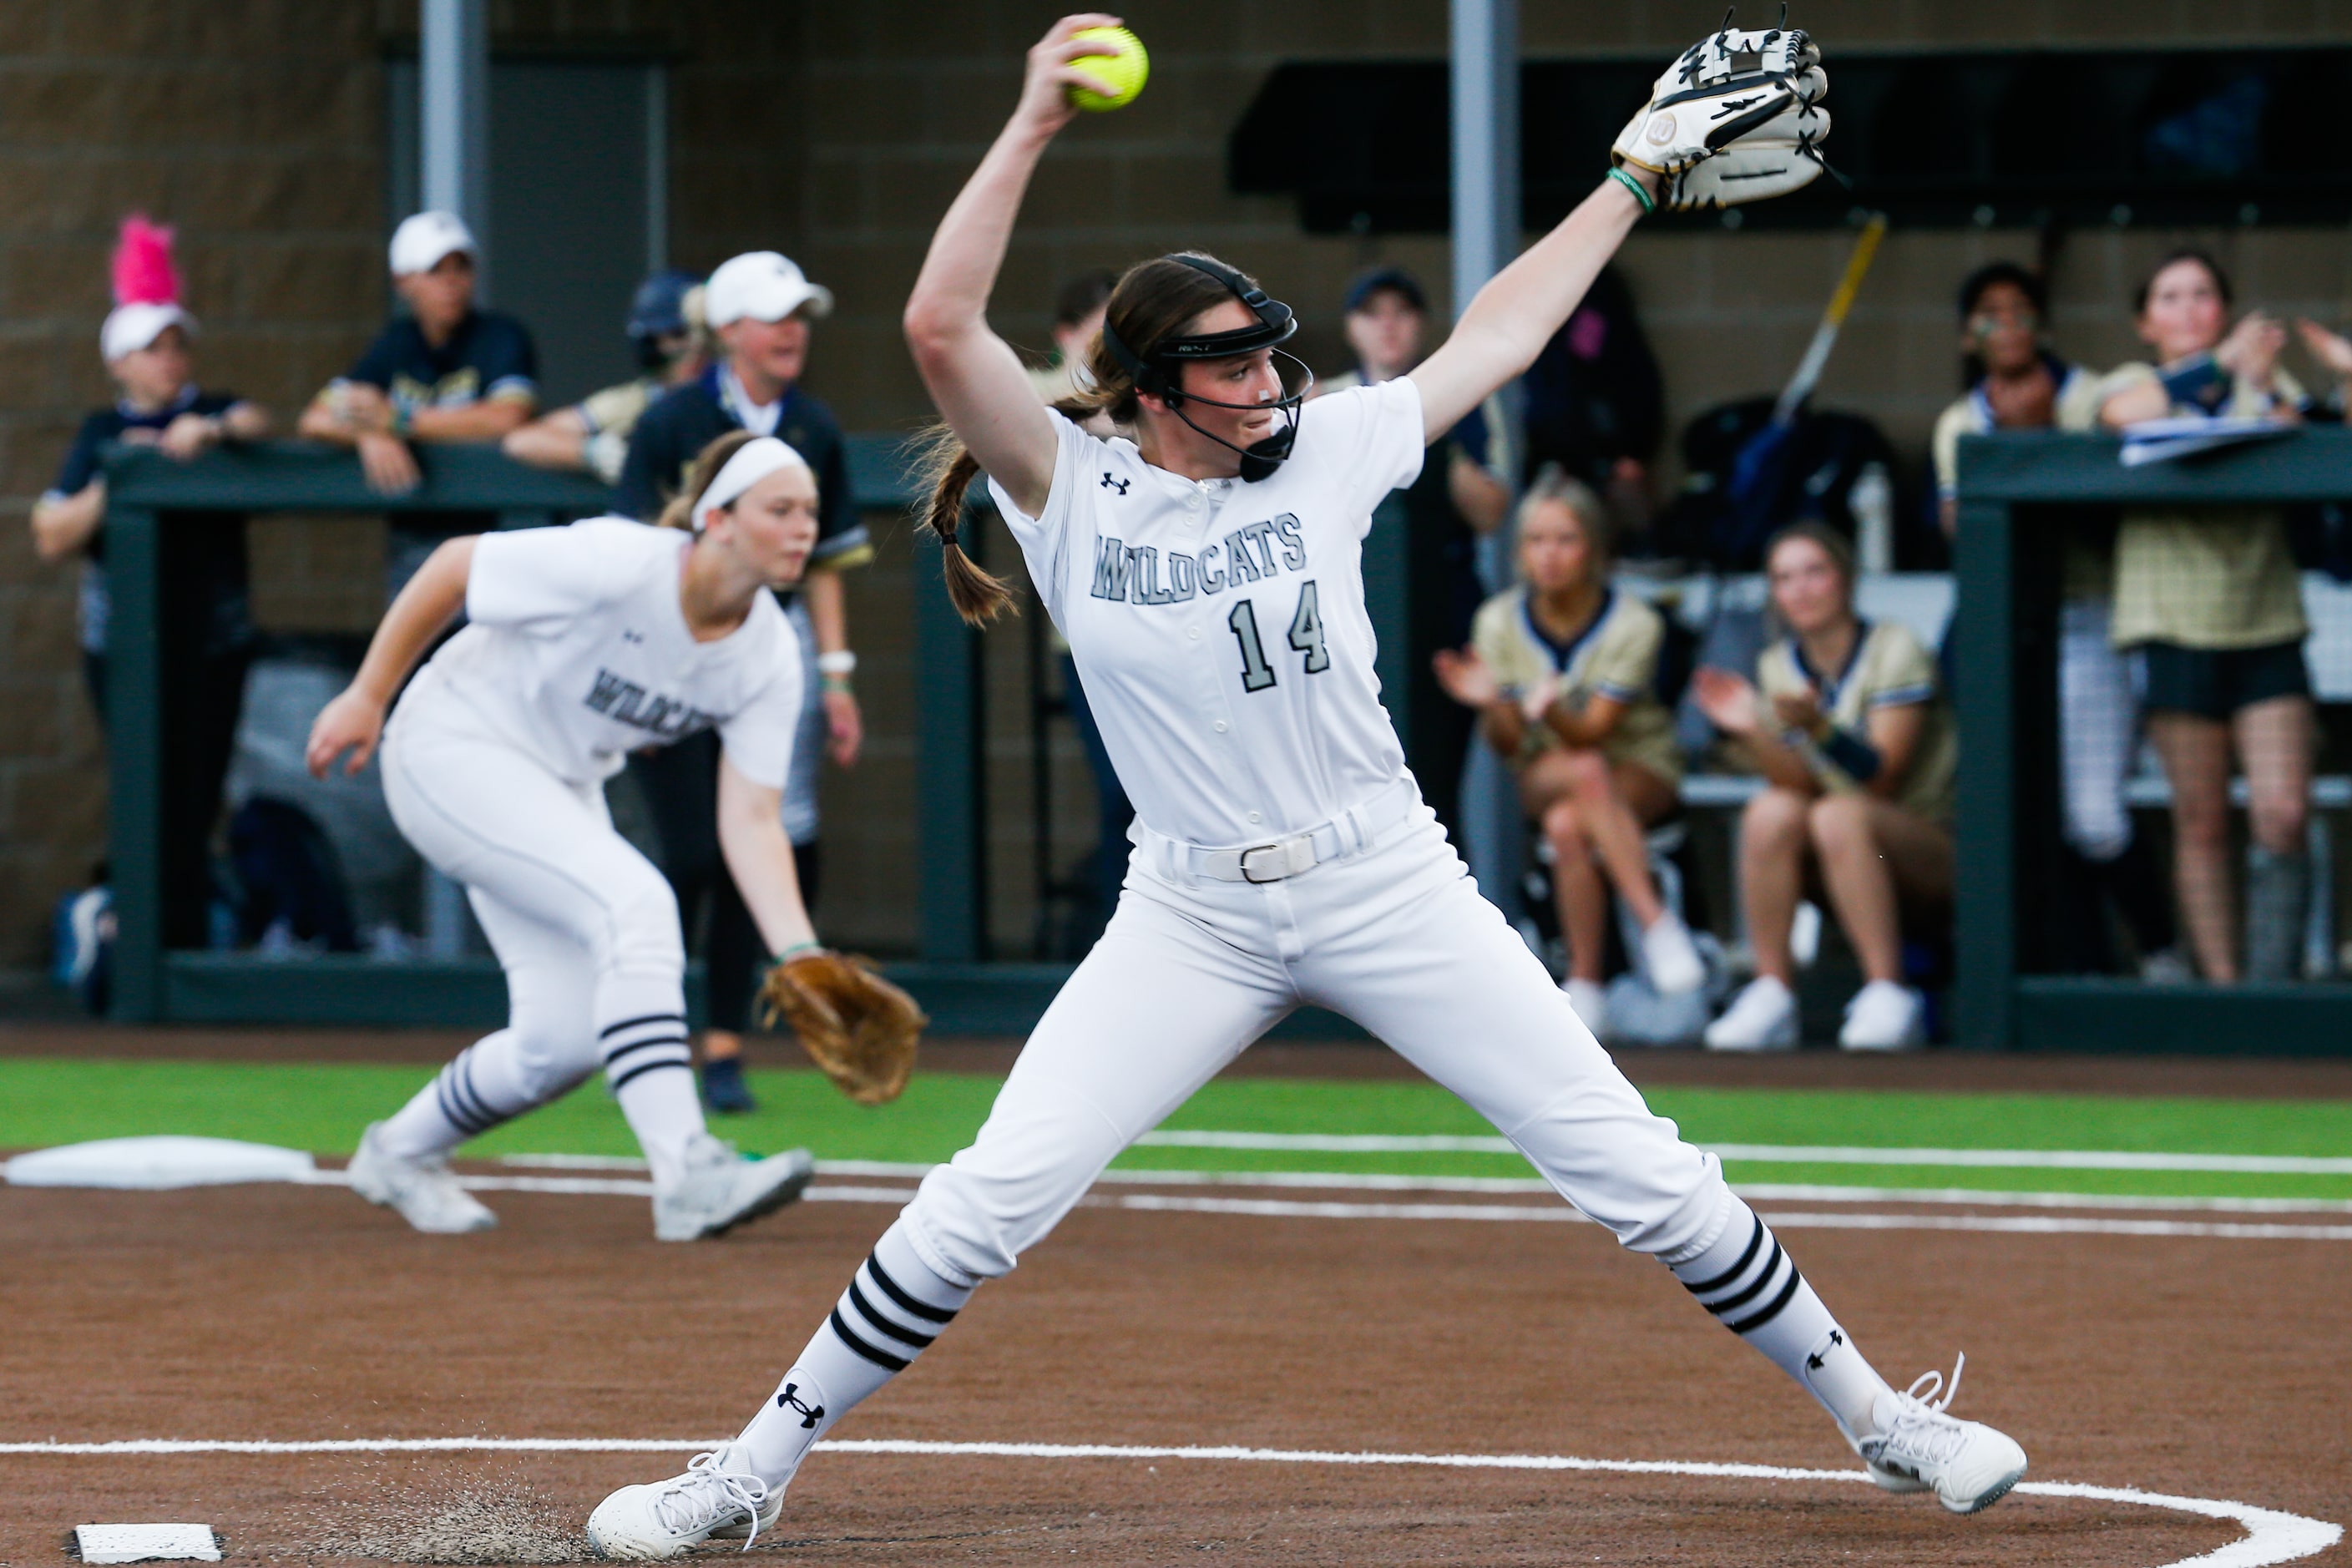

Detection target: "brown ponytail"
[655, 428, 764, 532]
[914, 251, 1257, 627]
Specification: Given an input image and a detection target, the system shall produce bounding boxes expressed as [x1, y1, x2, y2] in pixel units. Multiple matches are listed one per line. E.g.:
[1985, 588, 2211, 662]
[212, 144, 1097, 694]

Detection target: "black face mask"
[1100, 255, 1313, 483]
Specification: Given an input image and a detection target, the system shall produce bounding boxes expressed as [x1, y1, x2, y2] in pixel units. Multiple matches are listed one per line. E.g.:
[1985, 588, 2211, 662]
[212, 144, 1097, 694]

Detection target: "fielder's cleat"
[651, 1134, 814, 1242]
[346, 1121, 497, 1234]
[587, 1448, 777, 1559]
[1859, 1354, 2028, 1515]
[700, 1055, 758, 1115]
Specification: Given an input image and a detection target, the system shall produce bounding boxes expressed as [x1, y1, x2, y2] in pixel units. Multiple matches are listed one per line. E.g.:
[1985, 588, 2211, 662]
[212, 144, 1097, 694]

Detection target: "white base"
[73, 1524, 222, 1564]
[7, 1137, 315, 1190]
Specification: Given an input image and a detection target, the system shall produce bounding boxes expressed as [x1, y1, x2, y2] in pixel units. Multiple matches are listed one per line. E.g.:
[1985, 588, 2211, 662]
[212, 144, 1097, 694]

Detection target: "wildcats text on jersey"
[583, 668, 720, 741]
[1090, 513, 1308, 605]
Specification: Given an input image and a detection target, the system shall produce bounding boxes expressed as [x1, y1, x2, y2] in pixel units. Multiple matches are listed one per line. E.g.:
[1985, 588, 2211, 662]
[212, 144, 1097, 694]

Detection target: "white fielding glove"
[1612, 17, 1831, 211]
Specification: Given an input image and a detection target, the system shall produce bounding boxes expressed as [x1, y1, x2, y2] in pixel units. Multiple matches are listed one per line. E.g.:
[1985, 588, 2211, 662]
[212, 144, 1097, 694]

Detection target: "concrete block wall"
[3, 0, 2348, 970]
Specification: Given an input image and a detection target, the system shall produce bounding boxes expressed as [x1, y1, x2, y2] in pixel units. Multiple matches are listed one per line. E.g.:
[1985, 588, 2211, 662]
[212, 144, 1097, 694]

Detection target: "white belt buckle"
[1239, 841, 1293, 883]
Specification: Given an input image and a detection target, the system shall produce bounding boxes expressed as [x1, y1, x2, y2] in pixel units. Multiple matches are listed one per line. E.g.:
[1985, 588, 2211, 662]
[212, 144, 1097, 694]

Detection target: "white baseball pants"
[897, 801, 1729, 1287]
[378, 695, 704, 1183]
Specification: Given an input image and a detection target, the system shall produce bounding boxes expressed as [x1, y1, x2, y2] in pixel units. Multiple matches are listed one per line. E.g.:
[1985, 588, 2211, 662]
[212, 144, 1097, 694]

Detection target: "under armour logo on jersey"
[777, 1383, 825, 1429]
[1100, 472, 1130, 494]
[1806, 1328, 1844, 1371]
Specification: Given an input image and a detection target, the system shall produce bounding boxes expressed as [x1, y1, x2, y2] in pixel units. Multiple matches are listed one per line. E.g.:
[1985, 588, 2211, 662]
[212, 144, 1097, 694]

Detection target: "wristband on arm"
[1817, 724, 1884, 783]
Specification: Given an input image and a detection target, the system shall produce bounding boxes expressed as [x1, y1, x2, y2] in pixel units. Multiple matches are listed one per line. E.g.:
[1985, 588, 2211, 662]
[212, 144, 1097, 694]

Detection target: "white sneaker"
[1839, 980, 1926, 1051]
[346, 1121, 497, 1234]
[1641, 913, 1707, 995]
[651, 1135, 814, 1242]
[586, 1447, 779, 1559]
[1858, 1356, 2028, 1515]
[1561, 978, 1610, 1039]
[1704, 975, 1798, 1052]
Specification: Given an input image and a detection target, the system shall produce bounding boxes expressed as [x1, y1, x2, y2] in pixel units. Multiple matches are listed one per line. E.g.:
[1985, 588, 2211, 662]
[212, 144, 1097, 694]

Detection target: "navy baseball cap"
[1343, 266, 1427, 315]
[628, 270, 705, 341]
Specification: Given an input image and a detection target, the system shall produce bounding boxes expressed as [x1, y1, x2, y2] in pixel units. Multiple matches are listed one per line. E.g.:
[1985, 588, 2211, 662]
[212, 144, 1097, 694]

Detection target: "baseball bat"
[1770, 211, 1889, 427]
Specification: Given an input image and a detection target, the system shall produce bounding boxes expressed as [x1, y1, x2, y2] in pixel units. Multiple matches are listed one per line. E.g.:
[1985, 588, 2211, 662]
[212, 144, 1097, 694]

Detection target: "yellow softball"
[1067, 25, 1148, 112]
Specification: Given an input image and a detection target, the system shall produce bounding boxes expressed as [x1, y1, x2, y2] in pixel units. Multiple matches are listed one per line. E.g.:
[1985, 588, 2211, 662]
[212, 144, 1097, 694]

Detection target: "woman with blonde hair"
[1435, 465, 1702, 1037]
[304, 431, 825, 1239]
[1692, 523, 1956, 1051]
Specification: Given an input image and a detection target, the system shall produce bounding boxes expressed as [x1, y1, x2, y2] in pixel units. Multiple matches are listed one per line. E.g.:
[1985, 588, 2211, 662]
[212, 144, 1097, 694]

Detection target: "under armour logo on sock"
[777, 1383, 825, 1429]
[1100, 472, 1130, 494]
[1806, 1328, 1845, 1372]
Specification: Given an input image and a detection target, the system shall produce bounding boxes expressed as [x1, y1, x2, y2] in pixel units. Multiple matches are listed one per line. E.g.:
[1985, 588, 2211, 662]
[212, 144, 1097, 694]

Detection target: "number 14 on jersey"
[1227, 579, 1328, 693]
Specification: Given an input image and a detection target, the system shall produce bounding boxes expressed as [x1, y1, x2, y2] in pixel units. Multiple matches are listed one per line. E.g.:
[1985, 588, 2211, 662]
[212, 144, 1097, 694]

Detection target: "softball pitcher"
[590, 16, 2026, 1551]
[306, 432, 824, 1242]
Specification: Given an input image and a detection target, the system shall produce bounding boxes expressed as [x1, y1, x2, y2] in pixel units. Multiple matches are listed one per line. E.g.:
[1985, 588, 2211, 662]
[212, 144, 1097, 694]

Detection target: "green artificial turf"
[0, 1057, 2346, 1201]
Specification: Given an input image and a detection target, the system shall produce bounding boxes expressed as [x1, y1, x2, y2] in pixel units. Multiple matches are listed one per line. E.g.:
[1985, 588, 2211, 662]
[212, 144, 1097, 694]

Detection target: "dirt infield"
[3, 1170, 2343, 1565]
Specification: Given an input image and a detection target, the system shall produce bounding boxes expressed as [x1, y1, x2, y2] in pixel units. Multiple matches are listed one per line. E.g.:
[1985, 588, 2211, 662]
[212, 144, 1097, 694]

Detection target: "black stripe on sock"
[602, 1034, 689, 1067]
[864, 1253, 959, 1324]
[609, 1057, 691, 1094]
[1704, 1237, 1788, 1318]
[845, 1277, 937, 1352]
[1723, 1263, 1806, 1336]
[599, 1012, 687, 1040]
[1681, 1214, 1765, 1296]
[827, 1307, 911, 1371]
[436, 1065, 497, 1136]
[448, 1056, 503, 1133]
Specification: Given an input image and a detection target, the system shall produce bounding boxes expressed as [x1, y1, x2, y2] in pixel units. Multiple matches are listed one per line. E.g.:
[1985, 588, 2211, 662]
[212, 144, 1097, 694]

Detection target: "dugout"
[1954, 426, 2352, 1055]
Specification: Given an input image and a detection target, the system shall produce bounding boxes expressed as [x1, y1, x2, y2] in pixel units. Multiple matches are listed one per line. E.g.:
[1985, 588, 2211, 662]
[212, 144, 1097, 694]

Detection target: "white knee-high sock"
[596, 973, 703, 1190]
[377, 1034, 550, 1161]
[1662, 1196, 1892, 1444]
[731, 1223, 976, 1489]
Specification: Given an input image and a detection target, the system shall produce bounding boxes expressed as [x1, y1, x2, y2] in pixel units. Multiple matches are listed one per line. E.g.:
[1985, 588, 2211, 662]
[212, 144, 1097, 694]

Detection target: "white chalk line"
[1133, 1131, 2352, 1175]
[493, 1155, 2352, 1216]
[0, 1436, 2334, 1567]
[454, 1158, 2352, 1237]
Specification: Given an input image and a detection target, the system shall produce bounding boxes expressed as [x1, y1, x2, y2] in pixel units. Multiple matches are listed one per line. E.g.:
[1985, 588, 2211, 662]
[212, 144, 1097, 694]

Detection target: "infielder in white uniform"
[306, 432, 824, 1242]
[589, 17, 2028, 1553]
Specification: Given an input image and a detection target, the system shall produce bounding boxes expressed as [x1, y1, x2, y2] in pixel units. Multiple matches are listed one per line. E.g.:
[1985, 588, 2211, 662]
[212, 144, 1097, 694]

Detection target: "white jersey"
[989, 377, 1425, 847]
[402, 517, 803, 789]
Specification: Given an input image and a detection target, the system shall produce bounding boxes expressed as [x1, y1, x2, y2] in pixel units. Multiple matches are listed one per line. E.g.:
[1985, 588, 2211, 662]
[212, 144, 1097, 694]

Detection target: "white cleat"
[651, 1135, 814, 1242]
[1561, 977, 1611, 1040]
[346, 1121, 497, 1234]
[1839, 980, 1927, 1052]
[1859, 1356, 2028, 1515]
[1704, 974, 1798, 1052]
[1641, 913, 1707, 996]
[587, 1448, 778, 1559]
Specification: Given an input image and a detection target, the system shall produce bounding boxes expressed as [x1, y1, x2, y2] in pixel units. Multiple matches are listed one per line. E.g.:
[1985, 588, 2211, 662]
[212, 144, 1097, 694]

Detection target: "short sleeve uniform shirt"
[405, 518, 802, 789]
[1757, 620, 1955, 825]
[986, 379, 1428, 847]
[1469, 584, 1681, 785]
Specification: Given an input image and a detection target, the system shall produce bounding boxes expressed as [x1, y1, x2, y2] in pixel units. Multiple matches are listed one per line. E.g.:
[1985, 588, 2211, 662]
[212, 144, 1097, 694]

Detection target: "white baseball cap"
[388, 210, 477, 276]
[101, 301, 195, 362]
[705, 251, 833, 327]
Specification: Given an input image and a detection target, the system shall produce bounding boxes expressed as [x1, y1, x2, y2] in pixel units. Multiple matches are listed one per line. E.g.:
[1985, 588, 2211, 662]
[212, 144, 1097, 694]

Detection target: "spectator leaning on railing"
[31, 215, 270, 952]
[615, 251, 870, 1114]
[1432, 467, 1703, 1039]
[297, 211, 539, 593]
[1933, 261, 2179, 978]
[1692, 524, 1956, 1052]
[503, 270, 711, 484]
[2097, 249, 2314, 984]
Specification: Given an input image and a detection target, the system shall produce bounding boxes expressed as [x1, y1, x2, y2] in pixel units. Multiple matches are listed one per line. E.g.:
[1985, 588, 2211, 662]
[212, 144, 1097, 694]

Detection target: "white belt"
[1140, 778, 1420, 885]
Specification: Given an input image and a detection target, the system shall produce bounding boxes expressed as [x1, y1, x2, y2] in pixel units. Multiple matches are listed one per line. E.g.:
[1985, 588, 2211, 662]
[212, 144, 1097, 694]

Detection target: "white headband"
[691, 436, 810, 532]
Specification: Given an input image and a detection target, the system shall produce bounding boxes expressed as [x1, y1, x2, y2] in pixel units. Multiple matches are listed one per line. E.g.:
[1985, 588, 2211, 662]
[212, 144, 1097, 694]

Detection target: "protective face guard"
[1101, 255, 1315, 482]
